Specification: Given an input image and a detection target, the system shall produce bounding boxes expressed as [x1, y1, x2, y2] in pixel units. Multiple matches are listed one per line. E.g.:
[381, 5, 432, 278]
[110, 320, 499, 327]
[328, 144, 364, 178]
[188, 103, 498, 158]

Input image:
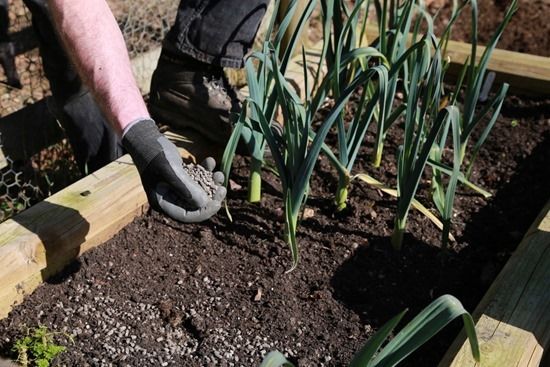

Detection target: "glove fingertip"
[213, 186, 227, 202]
[213, 171, 225, 185]
[201, 157, 217, 172]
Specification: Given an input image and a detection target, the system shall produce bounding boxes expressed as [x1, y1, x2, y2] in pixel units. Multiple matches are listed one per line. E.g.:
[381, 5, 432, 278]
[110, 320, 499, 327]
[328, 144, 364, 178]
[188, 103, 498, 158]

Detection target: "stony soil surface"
[1, 1, 549, 366]
[0, 93, 549, 366]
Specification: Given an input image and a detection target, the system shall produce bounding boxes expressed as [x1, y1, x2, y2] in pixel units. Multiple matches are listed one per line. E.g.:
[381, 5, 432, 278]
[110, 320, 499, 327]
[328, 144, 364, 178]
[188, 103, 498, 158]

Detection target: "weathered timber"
[443, 41, 550, 96]
[0, 154, 147, 319]
[439, 200, 550, 367]
[362, 25, 550, 95]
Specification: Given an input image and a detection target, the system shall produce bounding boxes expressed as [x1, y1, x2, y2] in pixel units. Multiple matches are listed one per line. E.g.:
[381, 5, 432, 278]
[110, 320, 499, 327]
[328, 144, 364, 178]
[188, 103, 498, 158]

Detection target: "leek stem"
[441, 219, 451, 249]
[391, 217, 406, 250]
[335, 173, 350, 212]
[459, 141, 468, 167]
[372, 141, 384, 168]
[248, 157, 262, 203]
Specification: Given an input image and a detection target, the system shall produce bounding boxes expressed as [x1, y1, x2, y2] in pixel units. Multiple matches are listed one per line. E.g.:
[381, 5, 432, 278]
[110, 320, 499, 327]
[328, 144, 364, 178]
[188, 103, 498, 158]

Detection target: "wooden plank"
[0, 154, 148, 319]
[443, 41, 550, 95]
[439, 200, 550, 367]
[362, 25, 550, 95]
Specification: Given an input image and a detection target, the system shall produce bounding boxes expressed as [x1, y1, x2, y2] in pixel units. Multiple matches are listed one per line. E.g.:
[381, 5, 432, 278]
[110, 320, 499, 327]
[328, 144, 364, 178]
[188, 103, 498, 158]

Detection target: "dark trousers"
[20, 0, 268, 172]
[0, 0, 9, 43]
[166, 0, 269, 68]
[22, 0, 122, 174]
[1, 0, 21, 88]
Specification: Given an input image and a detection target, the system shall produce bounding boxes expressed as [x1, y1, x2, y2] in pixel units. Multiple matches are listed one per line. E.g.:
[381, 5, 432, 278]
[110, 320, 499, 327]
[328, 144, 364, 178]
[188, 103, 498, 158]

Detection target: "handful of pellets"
[182, 163, 217, 199]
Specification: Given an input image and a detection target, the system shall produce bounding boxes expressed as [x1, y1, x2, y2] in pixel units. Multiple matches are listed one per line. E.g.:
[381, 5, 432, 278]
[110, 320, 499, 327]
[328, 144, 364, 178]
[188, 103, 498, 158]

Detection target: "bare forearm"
[48, 0, 149, 135]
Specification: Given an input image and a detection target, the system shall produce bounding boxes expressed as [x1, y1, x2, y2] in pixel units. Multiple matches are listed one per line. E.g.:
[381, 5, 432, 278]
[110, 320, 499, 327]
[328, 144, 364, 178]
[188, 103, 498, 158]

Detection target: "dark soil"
[431, 0, 550, 56]
[1, 93, 549, 366]
[2, 2, 550, 366]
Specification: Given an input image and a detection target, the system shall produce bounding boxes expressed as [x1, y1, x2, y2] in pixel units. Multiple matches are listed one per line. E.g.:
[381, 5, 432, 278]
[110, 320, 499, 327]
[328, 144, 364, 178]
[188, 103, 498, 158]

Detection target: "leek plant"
[316, 0, 391, 211]
[456, 0, 518, 176]
[324, 0, 375, 212]
[428, 0, 517, 246]
[248, 50, 383, 269]
[391, 35, 459, 250]
[370, 0, 426, 168]
[429, 110, 461, 249]
[260, 294, 480, 367]
[221, 0, 318, 203]
[369, 0, 466, 168]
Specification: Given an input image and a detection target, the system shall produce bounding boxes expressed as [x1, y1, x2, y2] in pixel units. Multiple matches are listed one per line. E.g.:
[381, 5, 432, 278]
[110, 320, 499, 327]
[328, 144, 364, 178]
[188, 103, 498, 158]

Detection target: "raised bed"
[0, 74, 549, 367]
[1, 4, 550, 366]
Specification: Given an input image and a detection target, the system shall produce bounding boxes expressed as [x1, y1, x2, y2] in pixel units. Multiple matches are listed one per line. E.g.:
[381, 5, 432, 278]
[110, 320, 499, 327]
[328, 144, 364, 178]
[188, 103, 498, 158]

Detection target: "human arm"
[48, 0, 146, 135]
[48, 0, 226, 221]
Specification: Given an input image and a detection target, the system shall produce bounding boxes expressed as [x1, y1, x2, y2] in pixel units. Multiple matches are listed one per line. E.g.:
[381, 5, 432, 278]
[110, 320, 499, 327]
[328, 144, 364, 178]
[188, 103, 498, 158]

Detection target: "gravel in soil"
[182, 163, 217, 199]
[0, 93, 549, 366]
[2, 1, 550, 366]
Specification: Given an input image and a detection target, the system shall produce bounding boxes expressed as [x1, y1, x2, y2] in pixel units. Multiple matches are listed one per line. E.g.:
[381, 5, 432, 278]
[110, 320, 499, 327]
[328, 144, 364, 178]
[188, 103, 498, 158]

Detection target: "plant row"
[222, 0, 517, 268]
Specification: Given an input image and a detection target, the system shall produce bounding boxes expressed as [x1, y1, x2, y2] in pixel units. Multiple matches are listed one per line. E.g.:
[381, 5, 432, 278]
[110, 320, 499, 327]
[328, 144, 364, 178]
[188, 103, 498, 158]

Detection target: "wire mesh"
[112, 0, 178, 58]
[0, 132, 41, 222]
[0, 0, 179, 222]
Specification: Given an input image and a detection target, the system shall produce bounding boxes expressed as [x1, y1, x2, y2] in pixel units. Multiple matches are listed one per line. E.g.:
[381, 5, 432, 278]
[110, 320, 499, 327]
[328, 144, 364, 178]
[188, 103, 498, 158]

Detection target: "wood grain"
[0, 155, 147, 319]
[362, 25, 550, 95]
[439, 200, 550, 366]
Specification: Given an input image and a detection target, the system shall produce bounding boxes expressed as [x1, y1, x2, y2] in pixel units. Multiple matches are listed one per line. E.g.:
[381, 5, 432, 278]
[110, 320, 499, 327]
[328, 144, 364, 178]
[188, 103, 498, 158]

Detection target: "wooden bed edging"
[1, 23, 549, 343]
[0, 155, 147, 319]
[439, 200, 550, 367]
[361, 25, 550, 95]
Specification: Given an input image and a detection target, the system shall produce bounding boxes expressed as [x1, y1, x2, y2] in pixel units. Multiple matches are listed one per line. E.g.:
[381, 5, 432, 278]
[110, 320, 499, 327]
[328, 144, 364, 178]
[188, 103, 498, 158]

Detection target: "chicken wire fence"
[0, 0, 178, 222]
[0, 133, 40, 222]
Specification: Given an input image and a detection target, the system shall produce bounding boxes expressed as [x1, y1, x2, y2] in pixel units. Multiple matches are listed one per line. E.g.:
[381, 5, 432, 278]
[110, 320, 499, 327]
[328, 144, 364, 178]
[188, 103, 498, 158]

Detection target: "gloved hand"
[122, 119, 226, 223]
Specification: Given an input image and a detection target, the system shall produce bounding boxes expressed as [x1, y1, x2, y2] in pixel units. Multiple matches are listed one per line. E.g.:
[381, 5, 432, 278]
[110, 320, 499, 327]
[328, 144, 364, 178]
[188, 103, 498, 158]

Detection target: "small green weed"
[12, 326, 68, 367]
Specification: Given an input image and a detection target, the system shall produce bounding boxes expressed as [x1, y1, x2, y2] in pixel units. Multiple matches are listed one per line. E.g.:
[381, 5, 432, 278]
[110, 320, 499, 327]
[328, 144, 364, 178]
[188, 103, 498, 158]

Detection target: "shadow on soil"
[329, 131, 550, 365]
[12, 201, 87, 284]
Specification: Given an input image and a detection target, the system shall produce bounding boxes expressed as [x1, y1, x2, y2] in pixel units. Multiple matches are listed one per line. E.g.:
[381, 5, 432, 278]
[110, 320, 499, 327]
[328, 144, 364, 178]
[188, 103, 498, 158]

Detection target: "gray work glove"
[122, 119, 226, 223]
